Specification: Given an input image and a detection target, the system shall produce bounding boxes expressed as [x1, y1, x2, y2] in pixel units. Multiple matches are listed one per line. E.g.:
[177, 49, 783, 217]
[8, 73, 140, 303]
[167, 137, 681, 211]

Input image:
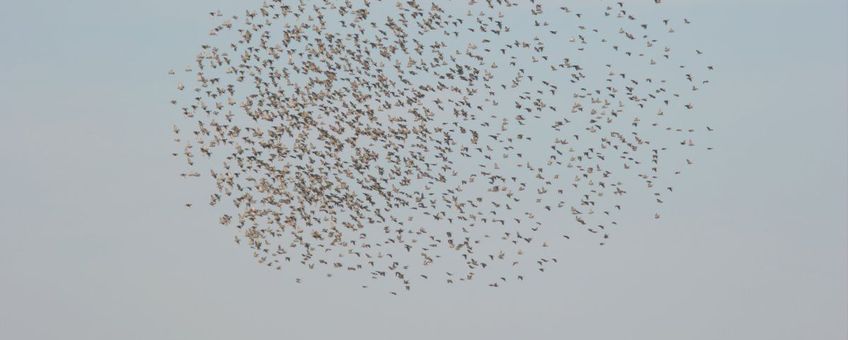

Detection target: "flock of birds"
[171, 0, 714, 293]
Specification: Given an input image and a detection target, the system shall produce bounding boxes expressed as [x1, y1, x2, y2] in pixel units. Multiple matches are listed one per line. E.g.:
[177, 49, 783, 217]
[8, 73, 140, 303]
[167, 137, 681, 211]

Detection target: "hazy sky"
[1, 1, 846, 339]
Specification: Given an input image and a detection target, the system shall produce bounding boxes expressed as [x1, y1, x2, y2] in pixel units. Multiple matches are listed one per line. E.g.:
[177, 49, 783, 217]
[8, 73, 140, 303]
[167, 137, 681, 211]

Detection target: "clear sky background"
[1, 1, 846, 339]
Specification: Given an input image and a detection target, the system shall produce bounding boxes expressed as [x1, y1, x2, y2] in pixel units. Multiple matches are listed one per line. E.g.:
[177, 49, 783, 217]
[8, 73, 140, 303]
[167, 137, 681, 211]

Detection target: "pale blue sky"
[0, 1, 846, 339]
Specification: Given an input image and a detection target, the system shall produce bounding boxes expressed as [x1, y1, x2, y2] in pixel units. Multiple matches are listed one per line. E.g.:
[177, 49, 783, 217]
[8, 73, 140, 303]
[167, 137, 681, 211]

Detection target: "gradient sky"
[1, 1, 846, 339]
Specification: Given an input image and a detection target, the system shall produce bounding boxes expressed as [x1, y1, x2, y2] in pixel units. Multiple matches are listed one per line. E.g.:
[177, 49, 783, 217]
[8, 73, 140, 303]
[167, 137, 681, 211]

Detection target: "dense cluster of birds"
[171, 0, 714, 293]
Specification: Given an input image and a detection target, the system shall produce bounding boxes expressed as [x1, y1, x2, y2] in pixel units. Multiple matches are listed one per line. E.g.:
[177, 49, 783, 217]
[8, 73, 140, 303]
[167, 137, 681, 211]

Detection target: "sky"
[0, 1, 846, 339]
